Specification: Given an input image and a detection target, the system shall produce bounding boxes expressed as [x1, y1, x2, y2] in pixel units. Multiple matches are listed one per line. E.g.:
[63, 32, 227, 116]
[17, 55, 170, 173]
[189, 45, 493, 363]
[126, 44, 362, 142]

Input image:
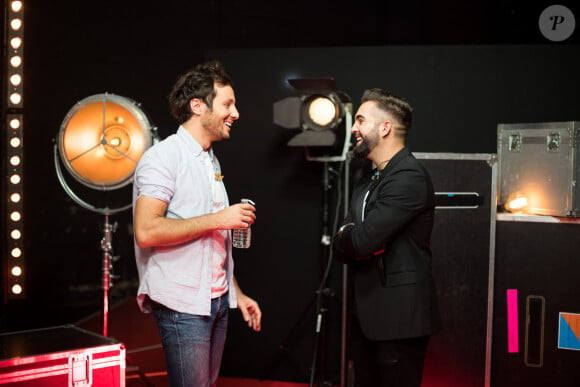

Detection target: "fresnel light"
[272, 78, 354, 385]
[273, 78, 353, 162]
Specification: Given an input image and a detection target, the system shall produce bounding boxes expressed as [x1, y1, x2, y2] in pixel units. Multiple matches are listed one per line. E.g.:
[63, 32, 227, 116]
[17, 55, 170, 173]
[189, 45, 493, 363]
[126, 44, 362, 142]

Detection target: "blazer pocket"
[385, 271, 417, 287]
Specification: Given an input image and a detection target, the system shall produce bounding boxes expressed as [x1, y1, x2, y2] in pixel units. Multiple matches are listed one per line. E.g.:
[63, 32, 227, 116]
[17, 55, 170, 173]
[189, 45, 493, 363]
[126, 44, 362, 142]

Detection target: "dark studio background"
[1, 0, 580, 385]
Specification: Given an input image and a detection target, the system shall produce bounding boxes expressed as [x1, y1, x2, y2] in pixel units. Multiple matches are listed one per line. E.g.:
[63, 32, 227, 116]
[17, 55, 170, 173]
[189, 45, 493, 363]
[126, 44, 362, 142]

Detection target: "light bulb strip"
[7, 0, 24, 110]
[6, 114, 25, 298]
[5, 0, 26, 300]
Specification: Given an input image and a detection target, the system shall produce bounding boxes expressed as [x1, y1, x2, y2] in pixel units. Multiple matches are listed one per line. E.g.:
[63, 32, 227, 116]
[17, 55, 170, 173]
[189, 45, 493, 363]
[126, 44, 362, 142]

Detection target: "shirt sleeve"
[134, 144, 175, 203]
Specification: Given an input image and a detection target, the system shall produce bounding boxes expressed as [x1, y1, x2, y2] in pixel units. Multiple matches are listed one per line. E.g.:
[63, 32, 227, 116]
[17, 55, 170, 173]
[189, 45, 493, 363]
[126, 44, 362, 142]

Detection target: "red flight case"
[0, 324, 125, 386]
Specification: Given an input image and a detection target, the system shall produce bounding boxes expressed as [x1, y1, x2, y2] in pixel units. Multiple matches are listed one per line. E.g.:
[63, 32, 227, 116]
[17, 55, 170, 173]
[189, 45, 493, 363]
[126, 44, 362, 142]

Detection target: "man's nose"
[231, 106, 240, 120]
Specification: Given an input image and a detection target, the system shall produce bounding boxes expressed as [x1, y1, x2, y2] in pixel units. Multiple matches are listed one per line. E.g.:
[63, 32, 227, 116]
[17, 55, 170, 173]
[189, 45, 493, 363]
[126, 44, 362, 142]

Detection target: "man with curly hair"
[133, 60, 261, 387]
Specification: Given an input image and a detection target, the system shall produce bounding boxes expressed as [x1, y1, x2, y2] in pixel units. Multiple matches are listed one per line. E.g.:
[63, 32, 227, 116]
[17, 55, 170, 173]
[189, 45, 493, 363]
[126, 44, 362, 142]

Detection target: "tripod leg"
[309, 287, 332, 387]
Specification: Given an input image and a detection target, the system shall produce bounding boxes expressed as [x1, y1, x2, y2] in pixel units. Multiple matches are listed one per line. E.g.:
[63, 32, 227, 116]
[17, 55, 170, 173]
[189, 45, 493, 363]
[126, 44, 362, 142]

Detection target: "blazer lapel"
[362, 147, 411, 218]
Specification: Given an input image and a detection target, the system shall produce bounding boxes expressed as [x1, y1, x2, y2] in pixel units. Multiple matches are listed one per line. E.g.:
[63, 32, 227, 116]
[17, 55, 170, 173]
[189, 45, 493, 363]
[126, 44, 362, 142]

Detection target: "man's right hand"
[216, 202, 256, 230]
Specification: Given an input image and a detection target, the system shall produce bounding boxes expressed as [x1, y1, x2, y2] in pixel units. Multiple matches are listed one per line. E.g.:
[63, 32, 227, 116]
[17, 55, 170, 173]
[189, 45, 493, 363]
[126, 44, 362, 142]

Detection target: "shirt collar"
[177, 126, 214, 159]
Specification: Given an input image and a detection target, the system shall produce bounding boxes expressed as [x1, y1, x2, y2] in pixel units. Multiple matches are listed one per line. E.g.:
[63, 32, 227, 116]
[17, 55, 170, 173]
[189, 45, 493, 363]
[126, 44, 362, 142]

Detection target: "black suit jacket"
[333, 147, 440, 341]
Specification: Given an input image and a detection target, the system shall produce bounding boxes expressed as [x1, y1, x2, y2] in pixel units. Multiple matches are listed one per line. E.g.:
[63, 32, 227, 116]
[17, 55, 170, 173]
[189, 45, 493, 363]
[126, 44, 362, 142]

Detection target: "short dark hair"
[361, 88, 413, 132]
[168, 60, 233, 124]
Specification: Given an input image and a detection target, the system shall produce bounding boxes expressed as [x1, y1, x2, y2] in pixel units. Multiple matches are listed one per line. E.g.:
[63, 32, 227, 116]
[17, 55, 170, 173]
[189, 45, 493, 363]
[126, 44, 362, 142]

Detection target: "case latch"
[547, 132, 561, 152]
[69, 352, 93, 386]
[508, 133, 521, 152]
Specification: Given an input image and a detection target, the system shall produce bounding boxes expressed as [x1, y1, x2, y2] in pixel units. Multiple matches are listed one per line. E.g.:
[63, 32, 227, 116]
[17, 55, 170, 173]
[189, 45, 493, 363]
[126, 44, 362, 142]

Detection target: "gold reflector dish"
[58, 93, 153, 190]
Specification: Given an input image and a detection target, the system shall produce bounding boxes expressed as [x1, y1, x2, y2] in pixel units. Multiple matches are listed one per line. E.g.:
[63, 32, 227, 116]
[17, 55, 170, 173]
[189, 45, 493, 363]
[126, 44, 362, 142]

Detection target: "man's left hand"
[237, 292, 262, 332]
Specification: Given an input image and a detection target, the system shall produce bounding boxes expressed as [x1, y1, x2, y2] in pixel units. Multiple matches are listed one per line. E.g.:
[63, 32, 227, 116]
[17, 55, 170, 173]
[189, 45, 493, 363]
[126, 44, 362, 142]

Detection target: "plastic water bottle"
[233, 198, 255, 248]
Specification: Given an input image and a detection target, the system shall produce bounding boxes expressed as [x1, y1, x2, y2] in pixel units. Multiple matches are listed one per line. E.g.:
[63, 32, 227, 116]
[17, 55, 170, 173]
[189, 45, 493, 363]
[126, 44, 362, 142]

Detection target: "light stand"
[272, 78, 353, 386]
[308, 156, 352, 387]
[100, 213, 117, 337]
[54, 144, 132, 337]
[308, 161, 333, 387]
[261, 160, 348, 387]
[340, 154, 352, 387]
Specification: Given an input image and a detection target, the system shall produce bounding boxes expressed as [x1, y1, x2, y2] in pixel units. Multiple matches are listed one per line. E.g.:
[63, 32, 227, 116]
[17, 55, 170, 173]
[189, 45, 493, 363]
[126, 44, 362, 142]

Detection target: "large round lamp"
[54, 93, 157, 336]
[56, 93, 155, 209]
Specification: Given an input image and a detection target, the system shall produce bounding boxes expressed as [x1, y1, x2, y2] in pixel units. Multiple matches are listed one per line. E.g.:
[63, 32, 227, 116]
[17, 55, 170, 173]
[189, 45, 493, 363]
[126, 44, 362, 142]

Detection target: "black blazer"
[333, 147, 440, 341]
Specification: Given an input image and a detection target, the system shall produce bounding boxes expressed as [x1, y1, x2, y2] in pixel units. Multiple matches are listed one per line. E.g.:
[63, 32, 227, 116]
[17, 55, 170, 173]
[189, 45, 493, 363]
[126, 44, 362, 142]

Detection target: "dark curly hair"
[361, 88, 413, 133]
[168, 60, 233, 124]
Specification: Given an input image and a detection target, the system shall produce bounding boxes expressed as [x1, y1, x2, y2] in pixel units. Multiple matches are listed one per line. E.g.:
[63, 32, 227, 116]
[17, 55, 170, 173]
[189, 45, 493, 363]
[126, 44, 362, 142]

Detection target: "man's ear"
[380, 120, 392, 138]
[190, 98, 204, 115]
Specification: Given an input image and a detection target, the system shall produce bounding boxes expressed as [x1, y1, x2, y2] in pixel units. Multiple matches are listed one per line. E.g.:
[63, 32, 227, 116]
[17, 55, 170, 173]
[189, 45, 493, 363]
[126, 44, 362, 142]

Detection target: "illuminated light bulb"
[505, 192, 529, 213]
[10, 137, 22, 148]
[103, 125, 132, 159]
[10, 211, 22, 222]
[10, 92, 22, 105]
[9, 117, 21, 129]
[10, 55, 22, 68]
[308, 97, 336, 126]
[10, 193, 22, 203]
[10, 174, 21, 184]
[11, 284, 23, 295]
[11, 247, 22, 258]
[10, 74, 22, 86]
[11, 229, 22, 239]
[10, 37, 22, 49]
[10, 18, 22, 31]
[10, 155, 21, 166]
[11, 266, 22, 276]
[11, 1, 23, 12]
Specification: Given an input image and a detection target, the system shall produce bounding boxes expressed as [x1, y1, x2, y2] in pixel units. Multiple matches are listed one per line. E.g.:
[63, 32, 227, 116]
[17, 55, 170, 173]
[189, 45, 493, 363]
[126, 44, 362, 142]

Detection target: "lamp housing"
[58, 93, 155, 191]
[273, 78, 353, 162]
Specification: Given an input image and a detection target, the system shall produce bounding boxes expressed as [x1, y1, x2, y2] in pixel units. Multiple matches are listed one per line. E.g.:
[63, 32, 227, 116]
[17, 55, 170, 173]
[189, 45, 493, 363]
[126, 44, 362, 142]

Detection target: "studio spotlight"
[273, 78, 353, 162]
[54, 92, 157, 336]
[57, 93, 155, 193]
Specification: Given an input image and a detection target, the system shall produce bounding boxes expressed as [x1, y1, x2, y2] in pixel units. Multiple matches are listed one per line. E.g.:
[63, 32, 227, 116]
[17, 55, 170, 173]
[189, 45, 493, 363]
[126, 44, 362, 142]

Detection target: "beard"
[201, 113, 230, 142]
[352, 130, 379, 159]
[352, 139, 371, 158]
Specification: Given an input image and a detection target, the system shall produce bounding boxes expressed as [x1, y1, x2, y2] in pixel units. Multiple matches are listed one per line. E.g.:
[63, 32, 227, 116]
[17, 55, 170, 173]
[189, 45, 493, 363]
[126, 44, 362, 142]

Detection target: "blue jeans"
[151, 293, 229, 387]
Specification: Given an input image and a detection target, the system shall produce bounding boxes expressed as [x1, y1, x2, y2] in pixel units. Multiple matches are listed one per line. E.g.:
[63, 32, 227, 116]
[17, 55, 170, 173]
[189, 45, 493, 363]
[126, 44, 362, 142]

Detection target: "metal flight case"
[0, 324, 125, 386]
